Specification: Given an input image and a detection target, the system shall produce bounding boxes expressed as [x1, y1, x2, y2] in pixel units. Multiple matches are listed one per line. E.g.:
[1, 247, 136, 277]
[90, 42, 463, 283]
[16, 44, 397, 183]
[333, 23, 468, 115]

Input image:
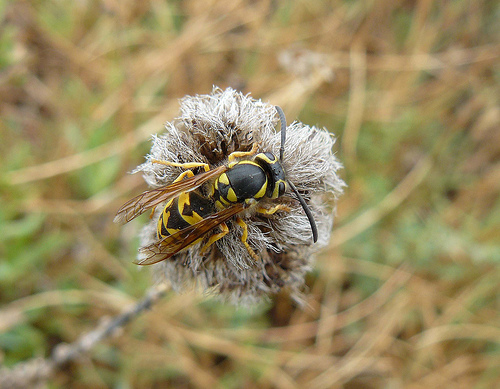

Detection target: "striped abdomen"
[157, 192, 215, 240]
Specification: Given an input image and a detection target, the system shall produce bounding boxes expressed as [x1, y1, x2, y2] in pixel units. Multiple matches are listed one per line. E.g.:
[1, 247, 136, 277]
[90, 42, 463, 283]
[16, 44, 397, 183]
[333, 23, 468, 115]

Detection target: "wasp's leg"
[227, 143, 259, 163]
[200, 222, 229, 254]
[170, 169, 196, 183]
[148, 169, 196, 190]
[235, 217, 259, 261]
[151, 160, 210, 172]
[256, 204, 291, 215]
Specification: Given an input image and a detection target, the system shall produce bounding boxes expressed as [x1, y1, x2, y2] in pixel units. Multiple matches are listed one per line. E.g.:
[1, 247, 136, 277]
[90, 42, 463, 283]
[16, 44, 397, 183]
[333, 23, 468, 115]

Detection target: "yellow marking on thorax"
[218, 173, 230, 185]
[239, 160, 259, 167]
[254, 177, 268, 199]
[216, 198, 230, 208]
[226, 188, 238, 203]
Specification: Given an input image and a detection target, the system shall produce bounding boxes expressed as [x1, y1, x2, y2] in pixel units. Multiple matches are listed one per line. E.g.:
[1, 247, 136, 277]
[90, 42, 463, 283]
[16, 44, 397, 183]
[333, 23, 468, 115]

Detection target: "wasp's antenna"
[275, 106, 287, 162]
[276, 105, 318, 243]
[288, 181, 318, 243]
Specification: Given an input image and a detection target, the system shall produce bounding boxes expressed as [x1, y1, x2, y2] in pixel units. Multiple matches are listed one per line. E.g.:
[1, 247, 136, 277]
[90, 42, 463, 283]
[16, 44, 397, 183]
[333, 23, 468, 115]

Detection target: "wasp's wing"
[113, 165, 227, 224]
[135, 203, 246, 265]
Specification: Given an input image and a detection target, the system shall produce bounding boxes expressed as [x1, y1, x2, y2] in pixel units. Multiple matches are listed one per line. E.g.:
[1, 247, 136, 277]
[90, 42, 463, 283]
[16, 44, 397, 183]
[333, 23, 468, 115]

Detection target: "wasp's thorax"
[212, 151, 287, 209]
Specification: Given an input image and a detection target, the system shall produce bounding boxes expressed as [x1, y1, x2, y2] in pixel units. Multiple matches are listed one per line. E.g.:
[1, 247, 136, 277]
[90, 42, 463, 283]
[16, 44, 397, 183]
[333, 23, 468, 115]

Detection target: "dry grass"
[1, 0, 499, 388]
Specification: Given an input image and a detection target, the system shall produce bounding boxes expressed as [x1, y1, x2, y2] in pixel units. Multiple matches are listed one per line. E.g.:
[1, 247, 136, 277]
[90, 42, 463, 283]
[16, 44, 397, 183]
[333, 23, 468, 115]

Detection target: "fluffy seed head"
[133, 87, 345, 305]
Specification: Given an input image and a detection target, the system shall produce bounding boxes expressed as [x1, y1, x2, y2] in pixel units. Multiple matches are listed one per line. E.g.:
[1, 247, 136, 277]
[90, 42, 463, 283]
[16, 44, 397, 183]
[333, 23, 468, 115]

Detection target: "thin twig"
[0, 283, 169, 389]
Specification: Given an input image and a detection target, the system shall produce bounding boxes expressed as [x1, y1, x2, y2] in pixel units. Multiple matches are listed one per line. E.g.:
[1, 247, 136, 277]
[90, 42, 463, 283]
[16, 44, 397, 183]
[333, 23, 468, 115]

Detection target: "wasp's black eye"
[279, 182, 286, 197]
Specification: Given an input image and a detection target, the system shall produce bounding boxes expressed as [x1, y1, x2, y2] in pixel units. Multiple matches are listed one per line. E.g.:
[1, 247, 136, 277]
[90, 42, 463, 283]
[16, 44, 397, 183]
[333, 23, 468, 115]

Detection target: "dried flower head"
[130, 87, 344, 304]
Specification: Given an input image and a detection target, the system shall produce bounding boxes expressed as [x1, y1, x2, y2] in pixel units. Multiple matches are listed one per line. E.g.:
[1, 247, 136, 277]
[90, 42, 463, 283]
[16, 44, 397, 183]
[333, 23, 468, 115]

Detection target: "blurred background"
[1, 0, 499, 388]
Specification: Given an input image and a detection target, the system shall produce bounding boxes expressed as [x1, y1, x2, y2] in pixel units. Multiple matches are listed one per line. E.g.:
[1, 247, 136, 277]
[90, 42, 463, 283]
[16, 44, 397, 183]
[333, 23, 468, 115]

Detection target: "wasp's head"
[254, 152, 287, 199]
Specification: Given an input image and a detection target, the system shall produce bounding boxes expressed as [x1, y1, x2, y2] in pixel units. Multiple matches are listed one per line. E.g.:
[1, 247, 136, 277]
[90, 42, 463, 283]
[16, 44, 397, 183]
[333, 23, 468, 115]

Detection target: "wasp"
[114, 106, 317, 265]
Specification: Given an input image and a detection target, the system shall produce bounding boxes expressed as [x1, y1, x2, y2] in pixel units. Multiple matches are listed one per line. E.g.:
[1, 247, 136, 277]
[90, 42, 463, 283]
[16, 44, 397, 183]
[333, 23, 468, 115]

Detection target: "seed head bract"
[131, 87, 344, 305]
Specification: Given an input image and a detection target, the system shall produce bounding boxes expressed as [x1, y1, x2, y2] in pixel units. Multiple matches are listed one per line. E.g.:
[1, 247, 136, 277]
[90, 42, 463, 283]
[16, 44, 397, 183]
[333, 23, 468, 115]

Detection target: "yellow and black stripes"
[157, 192, 215, 239]
[155, 149, 294, 260]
